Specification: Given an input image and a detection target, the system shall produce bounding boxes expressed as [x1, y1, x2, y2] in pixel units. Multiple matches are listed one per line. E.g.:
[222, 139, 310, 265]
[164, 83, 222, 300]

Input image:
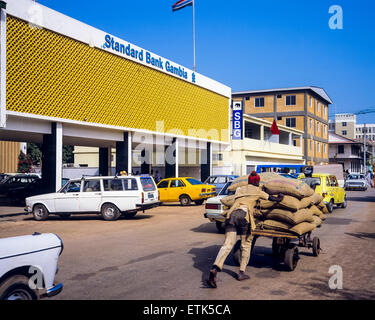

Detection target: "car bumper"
[200, 192, 216, 198]
[204, 212, 225, 222]
[41, 283, 63, 298]
[136, 202, 160, 210]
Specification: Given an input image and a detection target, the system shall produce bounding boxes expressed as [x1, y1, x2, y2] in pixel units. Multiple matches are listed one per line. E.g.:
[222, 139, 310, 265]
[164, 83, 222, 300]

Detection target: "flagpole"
[193, 0, 196, 72]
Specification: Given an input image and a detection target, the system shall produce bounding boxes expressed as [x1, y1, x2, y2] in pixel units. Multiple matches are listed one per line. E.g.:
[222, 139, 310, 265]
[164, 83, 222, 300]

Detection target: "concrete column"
[99, 147, 111, 176]
[165, 138, 177, 178]
[116, 132, 131, 175]
[289, 133, 293, 146]
[200, 142, 212, 182]
[41, 122, 62, 193]
[260, 125, 264, 141]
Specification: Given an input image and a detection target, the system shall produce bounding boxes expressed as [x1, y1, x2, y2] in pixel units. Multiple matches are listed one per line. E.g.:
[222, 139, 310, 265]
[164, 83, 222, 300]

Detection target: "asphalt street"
[0, 190, 374, 300]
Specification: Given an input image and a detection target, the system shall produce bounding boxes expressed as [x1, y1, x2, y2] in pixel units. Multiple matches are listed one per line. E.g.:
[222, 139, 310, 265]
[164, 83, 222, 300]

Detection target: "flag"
[172, 0, 193, 12]
[269, 120, 280, 143]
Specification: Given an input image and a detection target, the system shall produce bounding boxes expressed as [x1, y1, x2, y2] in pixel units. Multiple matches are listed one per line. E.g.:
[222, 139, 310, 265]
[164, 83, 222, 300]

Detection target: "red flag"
[271, 120, 280, 135]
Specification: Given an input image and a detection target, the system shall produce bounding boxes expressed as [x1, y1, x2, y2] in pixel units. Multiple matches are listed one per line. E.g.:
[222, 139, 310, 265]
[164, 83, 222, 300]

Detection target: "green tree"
[27, 143, 42, 166]
[17, 152, 33, 173]
[63, 145, 74, 164]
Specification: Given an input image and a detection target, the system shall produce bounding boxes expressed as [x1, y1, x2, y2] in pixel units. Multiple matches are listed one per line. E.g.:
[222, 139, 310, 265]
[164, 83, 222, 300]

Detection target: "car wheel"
[101, 204, 121, 221]
[194, 200, 204, 206]
[33, 204, 49, 221]
[340, 197, 347, 208]
[326, 200, 334, 213]
[0, 275, 38, 300]
[179, 195, 191, 206]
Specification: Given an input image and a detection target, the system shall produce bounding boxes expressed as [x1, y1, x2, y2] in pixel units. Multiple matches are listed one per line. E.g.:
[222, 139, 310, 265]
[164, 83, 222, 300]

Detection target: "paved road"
[0, 190, 375, 300]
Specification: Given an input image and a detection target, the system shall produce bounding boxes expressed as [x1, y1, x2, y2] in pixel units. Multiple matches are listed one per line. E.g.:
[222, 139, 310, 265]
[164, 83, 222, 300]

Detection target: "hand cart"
[232, 229, 321, 271]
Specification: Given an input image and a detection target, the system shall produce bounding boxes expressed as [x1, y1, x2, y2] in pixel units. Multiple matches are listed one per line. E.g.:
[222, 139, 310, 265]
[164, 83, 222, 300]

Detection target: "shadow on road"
[347, 196, 375, 203]
[291, 276, 375, 299]
[345, 232, 375, 240]
[324, 217, 360, 225]
[190, 222, 218, 234]
[22, 214, 153, 222]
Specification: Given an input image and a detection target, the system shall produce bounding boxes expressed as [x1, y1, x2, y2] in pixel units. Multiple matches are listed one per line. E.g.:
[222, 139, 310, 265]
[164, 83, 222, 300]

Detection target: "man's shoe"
[206, 269, 218, 288]
[237, 271, 250, 281]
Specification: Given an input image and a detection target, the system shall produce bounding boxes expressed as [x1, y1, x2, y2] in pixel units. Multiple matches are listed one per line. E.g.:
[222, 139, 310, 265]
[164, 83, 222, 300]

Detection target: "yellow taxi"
[157, 177, 216, 206]
[298, 173, 346, 212]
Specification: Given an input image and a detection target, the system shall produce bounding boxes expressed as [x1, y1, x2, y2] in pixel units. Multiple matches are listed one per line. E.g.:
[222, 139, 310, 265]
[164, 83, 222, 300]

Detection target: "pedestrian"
[366, 171, 373, 188]
[154, 170, 162, 183]
[206, 171, 284, 288]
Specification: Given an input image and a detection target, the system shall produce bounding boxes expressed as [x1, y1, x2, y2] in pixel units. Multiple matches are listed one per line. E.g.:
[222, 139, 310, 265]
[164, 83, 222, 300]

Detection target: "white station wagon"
[0, 233, 63, 300]
[25, 175, 159, 221]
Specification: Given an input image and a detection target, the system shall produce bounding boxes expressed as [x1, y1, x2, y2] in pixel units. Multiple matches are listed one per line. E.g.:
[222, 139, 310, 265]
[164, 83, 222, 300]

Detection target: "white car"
[204, 182, 234, 233]
[25, 175, 159, 221]
[0, 233, 63, 300]
[345, 174, 368, 191]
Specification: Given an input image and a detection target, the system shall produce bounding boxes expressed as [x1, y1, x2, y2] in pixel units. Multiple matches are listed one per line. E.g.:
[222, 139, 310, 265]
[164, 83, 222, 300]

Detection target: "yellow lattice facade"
[6, 16, 229, 142]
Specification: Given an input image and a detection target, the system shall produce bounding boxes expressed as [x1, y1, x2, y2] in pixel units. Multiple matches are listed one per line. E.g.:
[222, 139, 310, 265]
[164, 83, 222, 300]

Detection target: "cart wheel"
[284, 246, 299, 271]
[312, 237, 321, 256]
[232, 240, 241, 267]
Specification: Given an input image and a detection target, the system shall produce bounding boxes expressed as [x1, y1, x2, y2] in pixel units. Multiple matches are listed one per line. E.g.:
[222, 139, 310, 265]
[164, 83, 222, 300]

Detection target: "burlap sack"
[220, 195, 236, 207]
[300, 195, 315, 208]
[263, 176, 314, 199]
[316, 200, 329, 214]
[259, 172, 281, 183]
[262, 219, 293, 233]
[234, 184, 260, 199]
[321, 206, 329, 214]
[228, 175, 249, 191]
[276, 195, 301, 211]
[320, 213, 327, 220]
[312, 193, 324, 205]
[309, 205, 323, 217]
[259, 199, 275, 209]
[289, 222, 316, 236]
[311, 215, 323, 227]
[265, 208, 314, 225]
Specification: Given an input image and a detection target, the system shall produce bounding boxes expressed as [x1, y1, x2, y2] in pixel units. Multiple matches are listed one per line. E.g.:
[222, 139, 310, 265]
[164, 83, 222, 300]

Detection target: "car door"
[329, 176, 339, 204]
[79, 179, 103, 212]
[157, 180, 170, 202]
[54, 181, 81, 213]
[169, 179, 187, 201]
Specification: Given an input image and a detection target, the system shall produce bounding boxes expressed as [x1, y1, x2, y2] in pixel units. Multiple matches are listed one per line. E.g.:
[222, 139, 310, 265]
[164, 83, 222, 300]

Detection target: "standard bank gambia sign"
[103, 35, 196, 83]
[232, 101, 243, 140]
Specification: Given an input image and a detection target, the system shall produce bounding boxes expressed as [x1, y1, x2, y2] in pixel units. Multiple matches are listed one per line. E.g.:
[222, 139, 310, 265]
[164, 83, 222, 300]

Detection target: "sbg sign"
[232, 101, 243, 140]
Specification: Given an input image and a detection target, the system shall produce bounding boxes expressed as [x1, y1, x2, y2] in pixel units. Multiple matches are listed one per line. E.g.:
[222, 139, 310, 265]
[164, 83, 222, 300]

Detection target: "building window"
[324, 125, 327, 134]
[310, 141, 312, 151]
[324, 144, 327, 153]
[286, 95, 296, 106]
[317, 142, 320, 152]
[317, 102, 320, 112]
[310, 119, 313, 129]
[245, 96, 250, 100]
[342, 122, 347, 127]
[317, 122, 320, 132]
[254, 97, 264, 107]
[324, 106, 327, 116]
[277, 116, 282, 121]
[286, 118, 296, 128]
[310, 97, 312, 107]
[338, 145, 344, 154]
[277, 94, 282, 99]
[342, 130, 347, 136]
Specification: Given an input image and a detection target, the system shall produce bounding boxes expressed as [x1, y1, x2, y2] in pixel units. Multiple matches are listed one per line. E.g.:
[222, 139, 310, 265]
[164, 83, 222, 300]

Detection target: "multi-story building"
[329, 114, 357, 140]
[232, 87, 332, 165]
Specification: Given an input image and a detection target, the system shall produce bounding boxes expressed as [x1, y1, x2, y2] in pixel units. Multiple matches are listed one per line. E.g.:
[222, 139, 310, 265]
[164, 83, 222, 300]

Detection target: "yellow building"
[232, 87, 332, 165]
[0, 141, 20, 173]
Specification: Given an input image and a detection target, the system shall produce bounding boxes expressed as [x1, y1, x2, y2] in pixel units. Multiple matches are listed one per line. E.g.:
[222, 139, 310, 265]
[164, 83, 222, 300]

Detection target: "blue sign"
[232, 102, 243, 140]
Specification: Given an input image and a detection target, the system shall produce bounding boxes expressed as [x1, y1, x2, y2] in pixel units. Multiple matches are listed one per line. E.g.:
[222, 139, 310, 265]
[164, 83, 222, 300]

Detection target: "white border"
[6, 0, 231, 98]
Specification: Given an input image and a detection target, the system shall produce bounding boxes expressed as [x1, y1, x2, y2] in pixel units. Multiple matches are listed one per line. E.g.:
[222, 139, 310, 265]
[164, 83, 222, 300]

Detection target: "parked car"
[203, 175, 238, 195]
[25, 175, 159, 221]
[299, 173, 346, 213]
[0, 173, 12, 183]
[0, 174, 41, 196]
[204, 181, 233, 233]
[0, 233, 63, 300]
[8, 178, 70, 204]
[278, 173, 298, 179]
[345, 174, 368, 191]
[157, 177, 216, 206]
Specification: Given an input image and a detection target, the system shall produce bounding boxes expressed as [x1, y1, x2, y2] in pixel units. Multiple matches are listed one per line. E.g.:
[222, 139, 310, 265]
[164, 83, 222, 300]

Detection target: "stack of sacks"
[222, 173, 328, 236]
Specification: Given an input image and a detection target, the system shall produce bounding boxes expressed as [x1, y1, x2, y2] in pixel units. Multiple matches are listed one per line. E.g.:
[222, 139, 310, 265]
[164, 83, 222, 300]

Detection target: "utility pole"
[364, 123, 367, 174]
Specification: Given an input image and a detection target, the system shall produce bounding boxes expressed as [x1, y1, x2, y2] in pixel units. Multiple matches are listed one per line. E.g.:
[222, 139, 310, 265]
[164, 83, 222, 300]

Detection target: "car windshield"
[140, 177, 156, 191]
[219, 182, 235, 196]
[347, 175, 364, 180]
[301, 177, 321, 188]
[186, 178, 203, 185]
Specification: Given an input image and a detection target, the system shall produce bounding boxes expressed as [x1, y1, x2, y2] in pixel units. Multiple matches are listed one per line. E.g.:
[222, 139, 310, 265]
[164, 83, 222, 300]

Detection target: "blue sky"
[38, 0, 375, 123]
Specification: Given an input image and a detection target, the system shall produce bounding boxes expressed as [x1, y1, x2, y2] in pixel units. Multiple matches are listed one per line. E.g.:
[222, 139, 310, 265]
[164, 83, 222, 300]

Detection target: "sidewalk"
[0, 197, 26, 218]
